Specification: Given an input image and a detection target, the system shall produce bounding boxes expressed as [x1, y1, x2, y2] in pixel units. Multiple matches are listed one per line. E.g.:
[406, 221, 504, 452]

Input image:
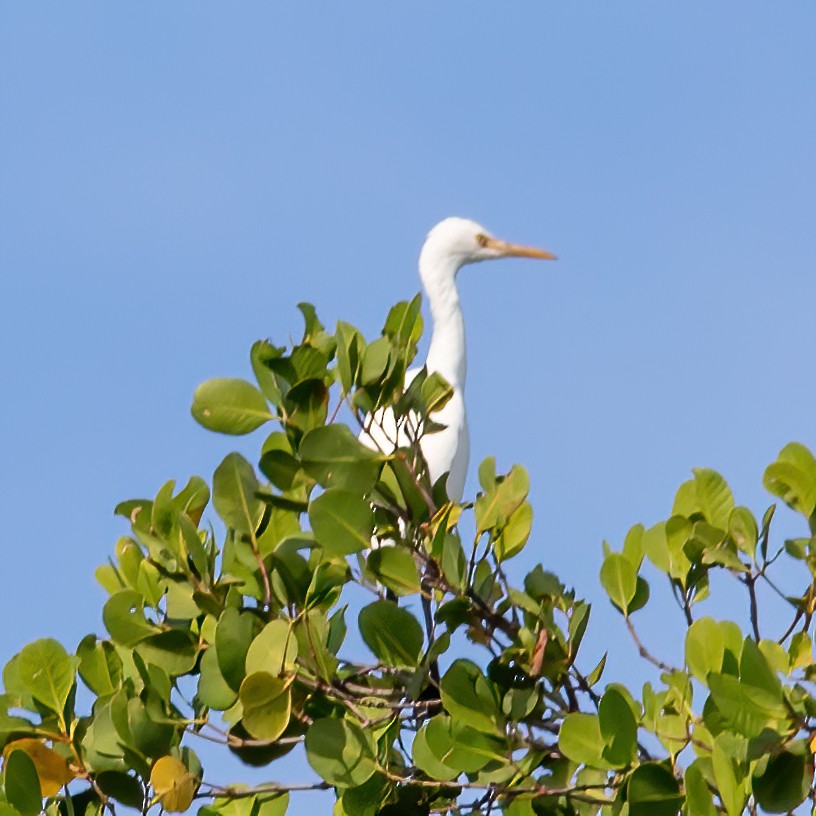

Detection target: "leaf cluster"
[1, 300, 815, 816]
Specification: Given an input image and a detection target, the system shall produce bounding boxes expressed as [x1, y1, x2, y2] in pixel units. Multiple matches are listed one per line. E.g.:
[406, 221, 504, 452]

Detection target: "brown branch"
[625, 617, 679, 674]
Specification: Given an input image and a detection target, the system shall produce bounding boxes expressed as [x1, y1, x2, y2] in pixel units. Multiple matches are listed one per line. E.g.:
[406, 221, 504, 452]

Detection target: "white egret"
[362, 217, 555, 502]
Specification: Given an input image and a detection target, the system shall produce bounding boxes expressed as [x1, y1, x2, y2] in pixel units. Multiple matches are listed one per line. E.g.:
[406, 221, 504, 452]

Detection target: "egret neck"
[420, 249, 467, 390]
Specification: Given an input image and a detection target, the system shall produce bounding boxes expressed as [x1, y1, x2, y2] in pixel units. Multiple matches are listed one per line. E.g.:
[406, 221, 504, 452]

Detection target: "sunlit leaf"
[16, 638, 74, 717]
[192, 378, 273, 435]
[358, 600, 423, 668]
[309, 488, 374, 556]
[305, 718, 376, 788]
[239, 672, 291, 741]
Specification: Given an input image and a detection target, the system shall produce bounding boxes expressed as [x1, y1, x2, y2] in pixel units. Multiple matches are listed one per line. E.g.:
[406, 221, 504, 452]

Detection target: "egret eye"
[475, 234, 489, 247]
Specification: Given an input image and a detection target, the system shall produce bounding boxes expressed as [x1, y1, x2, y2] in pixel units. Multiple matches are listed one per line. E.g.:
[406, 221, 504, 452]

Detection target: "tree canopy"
[2, 298, 816, 815]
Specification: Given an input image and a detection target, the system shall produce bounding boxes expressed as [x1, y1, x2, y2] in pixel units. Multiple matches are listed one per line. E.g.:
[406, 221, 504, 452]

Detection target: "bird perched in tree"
[361, 217, 555, 501]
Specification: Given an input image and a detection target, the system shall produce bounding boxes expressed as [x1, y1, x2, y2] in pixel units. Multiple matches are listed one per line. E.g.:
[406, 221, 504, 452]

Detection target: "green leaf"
[250, 340, 286, 406]
[763, 442, 816, 518]
[684, 760, 716, 816]
[417, 370, 452, 416]
[360, 337, 391, 386]
[299, 424, 381, 493]
[259, 432, 300, 492]
[598, 687, 637, 768]
[789, 631, 813, 669]
[412, 722, 459, 781]
[76, 637, 120, 705]
[239, 672, 291, 741]
[358, 600, 423, 668]
[440, 660, 503, 737]
[425, 715, 506, 774]
[440, 532, 467, 592]
[205, 792, 290, 816]
[707, 672, 788, 737]
[628, 576, 650, 614]
[4, 749, 42, 815]
[327, 605, 348, 655]
[95, 770, 145, 807]
[245, 620, 298, 676]
[478, 456, 497, 492]
[192, 378, 273, 435]
[309, 488, 375, 556]
[599, 553, 637, 614]
[127, 694, 175, 757]
[627, 763, 683, 816]
[586, 653, 607, 687]
[692, 468, 734, 529]
[712, 734, 749, 816]
[444, 717, 512, 773]
[305, 558, 351, 608]
[81, 694, 128, 774]
[558, 713, 609, 769]
[475, 465, 529, 533]
[197, 645, 237, 711]
[728, 507, 757, 557]
[752, 741, 810, 813]
[685, 617, 725, 683]
[305, 718, 377, 788]
[297, 301, 328, 343]
[494, 501, 533, 561]
[136, 630, 198, 677]
[622, 524, 644, 569]
[283, 378, 328, 434]
[383, 295, 423, 354]
[102, 590, 162, 648]
[367, 547, 421, 596]
[17, 638, 74, 717]
[642, 521, 669, 573]
[335, 321, 364, 392]
[215, 608, 257, 692]
[213, 452, 264, 534]
[339, 773, 390, 816]
[739, 637, 781, 696]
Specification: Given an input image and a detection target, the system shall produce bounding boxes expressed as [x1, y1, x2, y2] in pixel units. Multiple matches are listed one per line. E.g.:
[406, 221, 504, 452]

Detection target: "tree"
[1, 297, 815, 815]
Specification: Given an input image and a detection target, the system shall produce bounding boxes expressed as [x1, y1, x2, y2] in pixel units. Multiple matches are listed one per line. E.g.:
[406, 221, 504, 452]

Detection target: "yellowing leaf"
[2, 738, 74, 796]
[150, 756, 197, 812]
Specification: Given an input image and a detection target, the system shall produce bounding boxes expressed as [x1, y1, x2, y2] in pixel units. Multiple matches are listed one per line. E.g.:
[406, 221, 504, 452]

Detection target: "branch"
[625, 617, 679, 674]
[742, 573, 761, 641]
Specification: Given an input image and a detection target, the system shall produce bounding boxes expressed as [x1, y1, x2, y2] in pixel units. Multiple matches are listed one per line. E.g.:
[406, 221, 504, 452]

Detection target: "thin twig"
[625, 617, 679, 674]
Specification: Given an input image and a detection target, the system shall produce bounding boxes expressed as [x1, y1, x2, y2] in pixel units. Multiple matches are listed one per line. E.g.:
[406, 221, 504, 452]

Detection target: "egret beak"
[483, 237, 557, 260]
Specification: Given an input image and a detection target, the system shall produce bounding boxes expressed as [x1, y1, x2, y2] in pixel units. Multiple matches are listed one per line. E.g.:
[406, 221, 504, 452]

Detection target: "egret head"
[419, 217, 556, 284]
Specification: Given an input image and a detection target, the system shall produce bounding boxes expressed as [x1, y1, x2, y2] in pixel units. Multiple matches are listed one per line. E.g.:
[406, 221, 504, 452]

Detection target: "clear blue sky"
[1, 1, 815, 806]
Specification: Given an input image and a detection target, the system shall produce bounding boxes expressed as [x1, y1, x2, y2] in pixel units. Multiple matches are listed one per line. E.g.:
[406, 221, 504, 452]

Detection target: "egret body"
[364, 217, 555, 502]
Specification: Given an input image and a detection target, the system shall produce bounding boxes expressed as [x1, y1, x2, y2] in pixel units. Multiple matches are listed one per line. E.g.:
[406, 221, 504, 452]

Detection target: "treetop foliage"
[2, 297, 816, 815]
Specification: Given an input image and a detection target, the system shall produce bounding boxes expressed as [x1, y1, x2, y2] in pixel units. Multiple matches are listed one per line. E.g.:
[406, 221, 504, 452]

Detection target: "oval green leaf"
[440, 659, 502, 736]
[558, 713, 609, 769]
[309, 488, 375, 556]
[4, 749, 42, 816]
[627, 763, 683, 816]
[599, 553, 637, 614]
[239, 672, 291, 742]
[192, 378, 273, 435]
[305, 718, 376, 788]
[213, 452, 264, 534]
[245, 620, 298, 676]
[358, 600, 423, 668]
[598, 687, 637, 768]
[17, 638, 74, 716]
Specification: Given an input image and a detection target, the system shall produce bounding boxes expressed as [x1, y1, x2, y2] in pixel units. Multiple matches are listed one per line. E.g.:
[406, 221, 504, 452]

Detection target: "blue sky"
[1, 1, 815, 806]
